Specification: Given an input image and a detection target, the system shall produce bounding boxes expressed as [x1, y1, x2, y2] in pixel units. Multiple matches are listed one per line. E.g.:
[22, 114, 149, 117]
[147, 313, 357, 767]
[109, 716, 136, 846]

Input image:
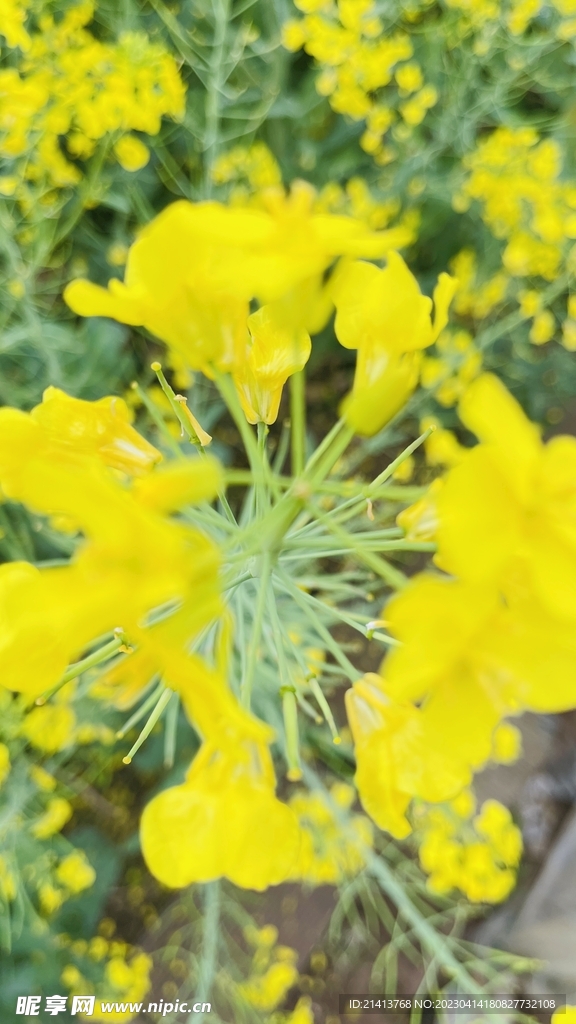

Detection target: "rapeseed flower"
[332, 252, 456, 434]
[64, 186, 401, 418]
[0, 390, 222, 696]
[32, 797, 73, 839]
[0, 0, 30, 49]
[0, 3, 185, 191]
[436, 372, 576, 621]
[461, 128, 576, 281]
[56, 851, 96, 894]
[414, 796, 522, 902]
[289, 782, 373, 884]
[233, 306, 312, 425]
[282, 0, 438, 162]
[140, 732, 301, 890]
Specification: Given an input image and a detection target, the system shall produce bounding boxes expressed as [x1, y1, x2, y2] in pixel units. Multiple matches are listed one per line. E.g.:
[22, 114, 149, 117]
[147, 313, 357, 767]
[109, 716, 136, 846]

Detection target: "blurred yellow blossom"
[141, 727, 301, 890]
[233, 305, 311, 425]
[32, 797, 73, 839]
[113, 135, 150, 172]
[56, 851, 96, 894]
[289, 783, 373, 884]
[22, 703, 76, 753]
[0, 4, 185, 192]
[462, 128, 576, 280]
[65, 184, 401, 419]
[0, 0, 30, 50]
[414, 796, 522, 902]
[39, 881, 65, 915]
[282, 0, 438, 162]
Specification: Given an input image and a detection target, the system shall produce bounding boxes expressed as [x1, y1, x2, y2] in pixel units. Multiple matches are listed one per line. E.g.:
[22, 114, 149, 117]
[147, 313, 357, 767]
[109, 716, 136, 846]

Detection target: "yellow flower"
[0, 0, 31, 50]
[233, 305, 312, 424]
[22, 703, 76, 753]
[347, 689, 403, 834]
[32, 797, 73, 839]
[492, 722, 522, 763]
[421, 416, 467, 468]
[288, 783, 373, 884]
[39, 882, 65, 915]
[396, 478, 442, 541]
[30, 765, 57, 791]
[436, 372, 576, 621]
[414, 796, 522, 903]
[552, 1008, 576, 1024]
[0, 395, 222, 697]
[239, 960, 299, 1010]
[332, 252, 456, 434]
[0, 8, 185, 193]
[56, 851, 96, 894]
[114, 135, 150, 172]
[31, 386, 161, 475]
[141, 731, 301, 890]
[529, 310, 555, 345]
[64, 186, 397, 376]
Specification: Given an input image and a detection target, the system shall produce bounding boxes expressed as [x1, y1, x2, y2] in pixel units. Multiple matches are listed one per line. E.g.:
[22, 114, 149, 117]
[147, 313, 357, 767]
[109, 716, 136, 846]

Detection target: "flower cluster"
[211, 141, 284, 192]
[458, 127, 576, 284]
[0, 0, 30, 50]
[0, 754, 96, 924]
[0, 0, 185, 193]
[445, 0, 576, 44]
[420, 325, 482, 407]
[347, 371, 576, 862]
[449, 249, 510, 322]
[414, 793, 523, 903]
[238, 927, 299, 1012]
[282, 0, 437, 164]
[445, 0, 541, 39]
[0, 386, 315, 892]
[60, 933, 152, 1023]
[212, 142, 419, 243]
[65, 184, 426, 428]
[288, 782, 373, 885]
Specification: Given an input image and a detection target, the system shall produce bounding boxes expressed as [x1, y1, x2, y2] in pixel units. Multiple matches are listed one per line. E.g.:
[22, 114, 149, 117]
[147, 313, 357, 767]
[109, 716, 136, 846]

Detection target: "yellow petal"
[133, 456, 222, 513]
[64, 279, 146, 326]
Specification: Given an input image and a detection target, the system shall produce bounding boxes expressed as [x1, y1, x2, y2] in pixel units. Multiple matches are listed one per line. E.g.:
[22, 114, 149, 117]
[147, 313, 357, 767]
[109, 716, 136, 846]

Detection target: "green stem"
[290, 369, 306, 476]
[203, 0, 231, 193]
[306, 422, 355, 486]
[367, 853, 480, 994]
[164, 692, 180, 769]
[308, 677, 340, 743]
[131, 381, 183, 459]
[122, 687, 174, 764]
[152, 362, 205, 454]
[195, 882, 220, 1021]
[256, 420, 270, 518]
[305, 503, 408, 589]
[275, 570, 359, 683]
[36, 636, 124, 705]
[303, 417, 347, 477]
[116, 681, 164, 739]
[367, 426, 434, 494]
[282, 689, 302, 780]
[241, 553, 271, 708]
[215, 372, 262, 478]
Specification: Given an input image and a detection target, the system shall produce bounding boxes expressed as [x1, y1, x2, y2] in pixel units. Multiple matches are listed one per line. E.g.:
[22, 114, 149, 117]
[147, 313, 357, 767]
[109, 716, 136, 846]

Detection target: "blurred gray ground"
[474, 713, 576, 1001]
